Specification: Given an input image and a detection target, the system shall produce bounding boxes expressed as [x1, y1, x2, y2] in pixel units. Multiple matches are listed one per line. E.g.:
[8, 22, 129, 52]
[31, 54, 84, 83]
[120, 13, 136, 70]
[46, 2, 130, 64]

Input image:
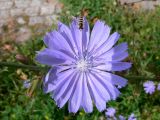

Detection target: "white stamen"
[76, 59, 88, 71]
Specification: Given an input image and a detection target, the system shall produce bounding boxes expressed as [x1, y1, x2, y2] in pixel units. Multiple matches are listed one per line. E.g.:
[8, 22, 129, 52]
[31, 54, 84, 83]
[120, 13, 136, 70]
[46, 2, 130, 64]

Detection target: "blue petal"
[69, 72, 83, 113]
[95, 42, 128, 61]
[44, 67, 75, 94]
[109, 73, 128, 88]
[111, 52, 129, 61]
[58, 21, 78, 56]
[70, 18, 83, 55]
[43, 68, 57, 93]
[36, 48, 74, 66]
[94, 62, 132, 71]
[86, 73, 106, 112]
[94, 32, 120, 57]
[90, 69, 120, 99]
[93, 69, 127, 88]
[53, 70, 77, 101]
[70, 17, 90, 55]
[44, 30, 74, 55]
[119, 115, 126, 120]
[89, 73, 111, 101]
[82, 17, 90, 52]
[81, 73, 93, 113]
[88, 20, 111, 53]
[96, 52, 129, 62]
[56, 72, 80, 108]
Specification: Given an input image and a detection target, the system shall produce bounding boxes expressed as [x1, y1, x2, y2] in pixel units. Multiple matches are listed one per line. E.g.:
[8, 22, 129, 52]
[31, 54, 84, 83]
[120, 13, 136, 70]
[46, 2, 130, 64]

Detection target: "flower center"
[76, 59, 88, 71]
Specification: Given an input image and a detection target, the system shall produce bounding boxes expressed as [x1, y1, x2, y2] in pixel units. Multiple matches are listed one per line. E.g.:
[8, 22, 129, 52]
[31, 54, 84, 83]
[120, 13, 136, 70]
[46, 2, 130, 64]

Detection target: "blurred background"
[0, 0, 160, 119]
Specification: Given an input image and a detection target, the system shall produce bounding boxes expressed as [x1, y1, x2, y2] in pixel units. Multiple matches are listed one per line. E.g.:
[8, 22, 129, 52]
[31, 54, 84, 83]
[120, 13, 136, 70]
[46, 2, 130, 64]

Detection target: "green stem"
[0, 61, 156, 80]
[0, 62, 47, 71]
[124, 75, 156, 80]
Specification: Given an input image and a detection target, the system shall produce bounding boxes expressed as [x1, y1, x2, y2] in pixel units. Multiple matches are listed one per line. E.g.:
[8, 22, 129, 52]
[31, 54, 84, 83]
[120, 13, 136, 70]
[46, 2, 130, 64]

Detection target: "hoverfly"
[78, 9, 88, 30]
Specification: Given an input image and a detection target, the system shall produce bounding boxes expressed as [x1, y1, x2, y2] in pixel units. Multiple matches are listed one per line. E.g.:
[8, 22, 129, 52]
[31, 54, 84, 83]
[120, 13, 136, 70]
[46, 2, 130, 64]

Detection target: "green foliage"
[1, 0, 160, 119]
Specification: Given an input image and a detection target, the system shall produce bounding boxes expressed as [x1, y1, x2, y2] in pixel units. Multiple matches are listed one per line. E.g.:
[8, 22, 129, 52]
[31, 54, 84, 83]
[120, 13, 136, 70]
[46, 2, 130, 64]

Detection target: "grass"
[1, 0, 160, 119]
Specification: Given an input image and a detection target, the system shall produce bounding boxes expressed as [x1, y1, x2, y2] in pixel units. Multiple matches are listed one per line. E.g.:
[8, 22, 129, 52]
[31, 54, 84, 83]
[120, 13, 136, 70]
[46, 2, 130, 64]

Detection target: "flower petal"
[94, 32, 120, 57]
[106, 73, 128, 88]
[44, 30, 74, 55]
[111, 52, 129, 61]
[95, 42, 128, 61]
[105, 107, 116, 117]
[44, 66, 74, 93]
[90, 69, 120, 99]
[82, 17, 90, 52]
[93, 69, 127, 88]
[69, 72, 83, 113]
[43, 68, 58, 93]
[88, 20, 111, 52]
[94, 62, 132, 71]
[89, 73, 111, 101]
[58, 21, 78, 56]
[70, 18, 83, 55]
[143, 81, 155, 94]
[81, 73, 93, 113]
[86, 73, 106, 111]
[53, 70, 77, 101]
[36, 48, 74, 66]
[96, 52, 129, 62]
[56, 72, 80, 108]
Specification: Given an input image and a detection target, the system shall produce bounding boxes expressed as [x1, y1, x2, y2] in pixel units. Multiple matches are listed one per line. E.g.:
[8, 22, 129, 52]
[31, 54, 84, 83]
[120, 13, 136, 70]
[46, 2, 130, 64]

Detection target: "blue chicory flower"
[128, 113, 137, 120]
[23, 80, 31, 88]
[36, 17, 131, 113]
[119, 115, 126, 120]
[143, 81, 155, 94]
[105, 107, 116, 117]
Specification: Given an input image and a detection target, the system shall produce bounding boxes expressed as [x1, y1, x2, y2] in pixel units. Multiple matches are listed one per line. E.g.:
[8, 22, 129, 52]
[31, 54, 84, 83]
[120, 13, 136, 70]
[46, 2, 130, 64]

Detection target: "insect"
[78, 14, 84, 30]
[78, 9, 88, 30]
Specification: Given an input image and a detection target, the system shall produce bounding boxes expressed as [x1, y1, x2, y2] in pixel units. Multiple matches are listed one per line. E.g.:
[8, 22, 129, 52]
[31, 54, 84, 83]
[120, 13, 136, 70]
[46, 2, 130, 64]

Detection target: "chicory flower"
[143, 81, 155, 94]
[36, 17, 131, 113]
[105, 107, 116, 117]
